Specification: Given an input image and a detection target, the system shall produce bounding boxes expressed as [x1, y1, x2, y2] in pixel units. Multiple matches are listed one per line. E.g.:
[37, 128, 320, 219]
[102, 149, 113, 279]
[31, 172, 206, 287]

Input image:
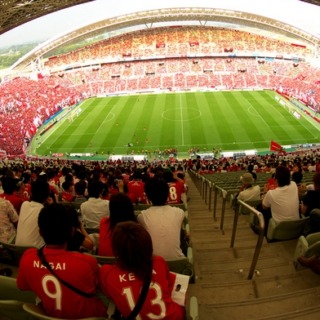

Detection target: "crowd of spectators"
[44, 26, 312, 69]
[0, 146, 320, 316]
[0, 147, 319, 186]
[41, 26, 319, 105]
[0, 148, 319, 222]
[1, 56, 319, 157]
[1, 25, 319, 315]
[0, 77, 84, 155]
[0, 150, 318, 248]
[0, 26, 319, 158]
[2, 156, 191, 318]
[192, 148, 320, 174]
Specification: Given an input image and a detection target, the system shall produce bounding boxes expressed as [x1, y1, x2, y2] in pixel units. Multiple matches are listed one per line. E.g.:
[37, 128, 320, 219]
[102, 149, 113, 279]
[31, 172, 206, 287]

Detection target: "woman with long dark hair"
[99, 221, 185, 319]
[98, 192, 137, 256]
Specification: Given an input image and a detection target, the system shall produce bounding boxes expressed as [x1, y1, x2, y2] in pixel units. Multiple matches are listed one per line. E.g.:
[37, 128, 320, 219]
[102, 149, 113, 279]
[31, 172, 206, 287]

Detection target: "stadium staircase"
[185, 171, 320, 320]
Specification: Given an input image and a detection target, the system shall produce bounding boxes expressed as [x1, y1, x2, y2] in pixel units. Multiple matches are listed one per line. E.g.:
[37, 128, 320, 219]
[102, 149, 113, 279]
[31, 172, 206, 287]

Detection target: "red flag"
[270, 140, 283, 152]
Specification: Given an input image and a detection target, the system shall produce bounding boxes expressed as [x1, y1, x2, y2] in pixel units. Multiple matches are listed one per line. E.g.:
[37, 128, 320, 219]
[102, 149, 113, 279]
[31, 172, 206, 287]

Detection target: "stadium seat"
[0, 275, 36, 320]
[23, 296, 198, 320]
[59, 201, 82, 211]
[188, 296, 199, 320]
[0, 241, 33, 266]
[89, 247, 195, 282]
[0, 275, 36, 302]
[87, 254, 116, 265]
[293, 232, 320, 267]
[0, 300, 29, 320]
[166, 247, 194, 283]
[22, 303, 108, 320]
[240, 199, 262, 215]
[266, 216, 310, 242]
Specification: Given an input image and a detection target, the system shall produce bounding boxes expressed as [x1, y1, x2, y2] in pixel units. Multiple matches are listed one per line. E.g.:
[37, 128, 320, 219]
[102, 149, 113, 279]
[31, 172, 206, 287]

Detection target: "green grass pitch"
[30, 90, 319, 158]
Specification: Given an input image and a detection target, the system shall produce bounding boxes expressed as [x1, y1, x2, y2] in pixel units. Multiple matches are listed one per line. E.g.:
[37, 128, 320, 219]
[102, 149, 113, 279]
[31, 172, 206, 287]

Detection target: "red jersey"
[22, 183, 32, 199]
[49, 181, 59, 195]
[99, 256, 185, 320]
[61, 191, 74, 202]
[265, 178, 277, 191]
[167, 181, 185, 205]
[17, 247, 107, 319]
[98, 217, 113, 257]
[0, 193, 25, 214]
[127, 180, 146, 204]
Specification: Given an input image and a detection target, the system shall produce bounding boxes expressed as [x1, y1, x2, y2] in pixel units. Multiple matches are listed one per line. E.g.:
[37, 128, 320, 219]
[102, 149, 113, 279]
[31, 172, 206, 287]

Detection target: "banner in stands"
[270, 140, 283, 152]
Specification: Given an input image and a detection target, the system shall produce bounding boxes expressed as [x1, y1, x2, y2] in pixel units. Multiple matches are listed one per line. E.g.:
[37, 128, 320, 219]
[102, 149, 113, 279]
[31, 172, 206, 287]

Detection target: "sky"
[0, 0, 320, 48]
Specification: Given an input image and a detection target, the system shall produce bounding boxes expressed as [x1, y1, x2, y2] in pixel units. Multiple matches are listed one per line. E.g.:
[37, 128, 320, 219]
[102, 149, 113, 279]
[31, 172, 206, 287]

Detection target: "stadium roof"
[1, 0, 320, 38]
[1, 0, 320, 37]
[300, 0, 320, 5]
[2, 1, 320, 72]
[0, 0, 94, 36]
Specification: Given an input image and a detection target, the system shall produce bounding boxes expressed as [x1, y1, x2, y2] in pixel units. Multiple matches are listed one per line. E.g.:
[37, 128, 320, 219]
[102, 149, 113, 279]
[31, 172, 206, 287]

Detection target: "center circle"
[162, 108, 201, 121]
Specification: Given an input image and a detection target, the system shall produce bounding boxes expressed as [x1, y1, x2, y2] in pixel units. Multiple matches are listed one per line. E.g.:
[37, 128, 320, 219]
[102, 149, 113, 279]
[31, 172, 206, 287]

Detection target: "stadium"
[0, 1, 320, 319]
[0, 1, 319, 160]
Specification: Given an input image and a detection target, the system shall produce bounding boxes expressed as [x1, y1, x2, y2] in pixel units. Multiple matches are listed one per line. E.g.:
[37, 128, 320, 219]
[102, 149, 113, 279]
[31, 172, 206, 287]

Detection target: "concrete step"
[199, 286, 320, 320]
[185, 172, 320, 320]
[258, 305, 320, 320]
[192, 268, 320, 302]
[194, 239, 297, 262]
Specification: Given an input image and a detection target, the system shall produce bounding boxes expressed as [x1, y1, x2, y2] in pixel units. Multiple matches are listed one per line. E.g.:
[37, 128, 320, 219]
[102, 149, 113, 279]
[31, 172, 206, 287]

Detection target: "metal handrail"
[188, 170, 265, 280]
[189, 170, 202, 192]
[201, 176, 205, 200]
[212, 184, 219, 221]
[231, 199, 265, 280]
[208, 181, 213, 211]
[213, 185, 238, 227]
[203, 178, 208, 204]
[219, 186, 239, 232]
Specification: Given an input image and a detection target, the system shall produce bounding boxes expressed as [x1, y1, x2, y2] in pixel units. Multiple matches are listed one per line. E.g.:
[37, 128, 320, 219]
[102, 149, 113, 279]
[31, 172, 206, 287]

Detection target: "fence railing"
[188, 170, 265, 280]
[232, 199, 265, 279]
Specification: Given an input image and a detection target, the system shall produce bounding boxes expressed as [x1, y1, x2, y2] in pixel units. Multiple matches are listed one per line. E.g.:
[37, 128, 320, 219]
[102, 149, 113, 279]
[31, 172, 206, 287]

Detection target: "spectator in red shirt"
[17, 203, 107, 318]
[98, 192, 137, 257]
[61, 180, 75, 202]
[99, 221, 185, 319]
[0, 176, 26, 214]
[162, 170, 186, 205]
[127, 169, 146, 204]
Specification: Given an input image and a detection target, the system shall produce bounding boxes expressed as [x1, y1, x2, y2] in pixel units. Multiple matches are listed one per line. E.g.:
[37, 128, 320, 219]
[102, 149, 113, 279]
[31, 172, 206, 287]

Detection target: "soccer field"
[30, 90, 319, 158]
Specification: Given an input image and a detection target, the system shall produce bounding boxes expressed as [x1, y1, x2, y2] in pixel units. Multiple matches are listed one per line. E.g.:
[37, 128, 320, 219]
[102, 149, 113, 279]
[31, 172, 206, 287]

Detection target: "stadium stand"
[1, 19, 320, 319]
[0, 152, 319, 318]
[186, 168, 320, 319]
